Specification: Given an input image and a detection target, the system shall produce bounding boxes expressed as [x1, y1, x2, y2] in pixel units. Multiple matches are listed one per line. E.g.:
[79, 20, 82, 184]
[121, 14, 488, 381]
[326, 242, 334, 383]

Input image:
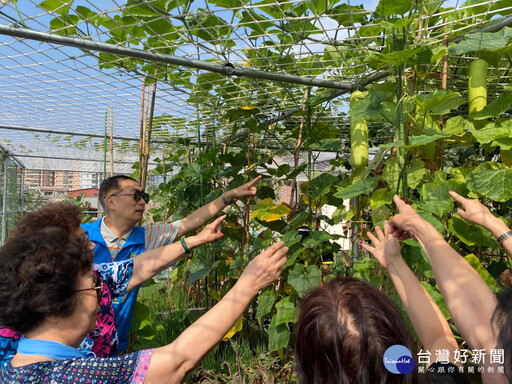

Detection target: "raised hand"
[448, 190, 495, 229]
[360, 221, 401, 269]
[194, 214, 226, 245]
[239, 241, 288, 293]
[387, 195, 428, 240]
[225, 175, 262, 202]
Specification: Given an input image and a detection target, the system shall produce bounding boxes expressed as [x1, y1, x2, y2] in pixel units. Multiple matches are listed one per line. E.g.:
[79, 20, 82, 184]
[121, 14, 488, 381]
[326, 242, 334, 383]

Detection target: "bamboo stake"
[110, 106, 114, 177]
[141, 70, 158, 190]
[139, 75, 146, 185]
[162, 147, 167, 185]
[436, 28, 450, 170]
[289, 88, 308, 208]
[140, 84, 150, 187]
[243, 129, 252, 254]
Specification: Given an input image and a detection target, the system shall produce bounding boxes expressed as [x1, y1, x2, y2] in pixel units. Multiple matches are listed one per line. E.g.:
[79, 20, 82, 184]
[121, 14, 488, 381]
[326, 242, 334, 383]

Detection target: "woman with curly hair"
[0, 227, 287, 383]
[0, 202, 227, 365]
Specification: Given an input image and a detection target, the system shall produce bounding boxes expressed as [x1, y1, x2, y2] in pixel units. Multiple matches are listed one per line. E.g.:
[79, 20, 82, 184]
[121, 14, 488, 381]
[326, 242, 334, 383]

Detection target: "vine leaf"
[415, 90, 466, 115]
[268, 315, 290, 351]
[185, 254, 221, 285]
[275, 296, 297, 325]
[367, 46, 432, 66]
[348, 91, 392, 120]
[326, 4, 367, 26]
[449, 26, 512, 55]
[209, 0, 245, 8]
[309, 173, 338, 199]
[376, 0, 414, 16]
[370, 188, 394, 210]
[466, 162, 512, 202]
[223, 315, 243, 340]
[303, 231, 334, 247]
[420, 171, 467, 216]
[472, 93, 512, 120]
[448, 217, 496, 248]
[287, 264, 322, 298]
[251, 198, 291, 221]
[469, 120, 512, 144]
[416, 210, 446, 233]
[382, 157, 400, 191]
[256, 287, 277, 321]
[407, 159, 429, 189]
[443, 116, 472, 136]
[38, 0, 72, 15]
[333, 176, 380, 199]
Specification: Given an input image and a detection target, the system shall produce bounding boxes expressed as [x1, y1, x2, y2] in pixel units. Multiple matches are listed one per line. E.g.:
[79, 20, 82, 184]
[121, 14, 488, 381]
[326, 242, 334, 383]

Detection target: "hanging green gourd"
[350, 91, 369, 177]
[468, 59, 487, 127]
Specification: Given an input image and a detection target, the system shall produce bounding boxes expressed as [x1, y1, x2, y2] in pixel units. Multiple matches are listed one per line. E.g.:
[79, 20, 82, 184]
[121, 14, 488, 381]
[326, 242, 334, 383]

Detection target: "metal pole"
[12, 153, 159, 165]
[350, 196, 360, 259]
[2, 154, 9, 244]
[103, 111, 107, 179]
[110, 106, 114, 176]
[20, 168, 25, 214]
[0, 123, 165, 143]
[0, 25, 359, 91]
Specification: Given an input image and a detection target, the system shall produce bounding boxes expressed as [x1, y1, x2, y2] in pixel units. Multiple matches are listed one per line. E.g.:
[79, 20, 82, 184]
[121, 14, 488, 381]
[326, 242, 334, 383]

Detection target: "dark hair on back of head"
[98, 175, 138, 212]
[0, 227, 93, 334]
[492, 287, 512, 380]
[8, 202, 82, 240]
[295, 276, 415, 384]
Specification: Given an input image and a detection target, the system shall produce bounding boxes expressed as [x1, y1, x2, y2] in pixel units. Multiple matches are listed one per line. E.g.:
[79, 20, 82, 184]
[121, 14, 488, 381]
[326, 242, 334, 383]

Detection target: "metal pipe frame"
[0, 25, 361, 92]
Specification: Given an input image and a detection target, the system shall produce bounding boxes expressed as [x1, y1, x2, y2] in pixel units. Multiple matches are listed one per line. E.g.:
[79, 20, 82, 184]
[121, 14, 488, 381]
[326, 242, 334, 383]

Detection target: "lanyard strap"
[17, 336, 96, 360]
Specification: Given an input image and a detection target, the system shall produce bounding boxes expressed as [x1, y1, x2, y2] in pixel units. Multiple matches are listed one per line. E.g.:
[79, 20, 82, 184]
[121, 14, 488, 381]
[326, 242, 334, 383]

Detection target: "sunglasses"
[111, 190, 150, 203]
[73, 274, 103, 303]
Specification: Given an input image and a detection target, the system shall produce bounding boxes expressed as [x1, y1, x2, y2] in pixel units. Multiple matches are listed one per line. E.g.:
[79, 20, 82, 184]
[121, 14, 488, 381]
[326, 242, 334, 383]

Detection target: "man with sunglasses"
[83, 174, 261, 353]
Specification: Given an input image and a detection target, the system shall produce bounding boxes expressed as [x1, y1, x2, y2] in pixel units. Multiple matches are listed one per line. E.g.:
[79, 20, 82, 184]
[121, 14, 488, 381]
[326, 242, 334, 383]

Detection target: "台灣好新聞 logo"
[383, 345, 415, 374]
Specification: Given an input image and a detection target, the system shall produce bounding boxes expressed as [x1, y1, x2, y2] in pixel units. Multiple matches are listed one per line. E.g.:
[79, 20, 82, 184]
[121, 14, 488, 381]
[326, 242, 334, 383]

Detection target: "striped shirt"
[100, 219, 181, 262]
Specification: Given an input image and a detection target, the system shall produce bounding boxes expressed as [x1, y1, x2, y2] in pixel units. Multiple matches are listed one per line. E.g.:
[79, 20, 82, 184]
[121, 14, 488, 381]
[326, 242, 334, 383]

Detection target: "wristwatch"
[221, 192, 231, 205]
[497, 230, 512, 246]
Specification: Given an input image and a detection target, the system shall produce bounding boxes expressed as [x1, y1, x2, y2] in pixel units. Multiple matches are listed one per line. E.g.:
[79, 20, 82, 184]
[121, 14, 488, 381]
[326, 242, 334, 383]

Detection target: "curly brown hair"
[0, 227, 93, 333]
[9, 202, 83, 239]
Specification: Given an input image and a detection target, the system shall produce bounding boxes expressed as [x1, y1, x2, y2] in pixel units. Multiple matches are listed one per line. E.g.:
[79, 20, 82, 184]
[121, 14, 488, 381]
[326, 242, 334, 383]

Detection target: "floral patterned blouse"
[0, 349, 153, 383]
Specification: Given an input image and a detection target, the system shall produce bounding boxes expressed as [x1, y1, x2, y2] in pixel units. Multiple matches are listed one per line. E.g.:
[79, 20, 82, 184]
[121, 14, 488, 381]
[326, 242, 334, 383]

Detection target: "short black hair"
[295, 277, 415, 384]
[98, 175, 138, 212]
[0, 227, 93, 333]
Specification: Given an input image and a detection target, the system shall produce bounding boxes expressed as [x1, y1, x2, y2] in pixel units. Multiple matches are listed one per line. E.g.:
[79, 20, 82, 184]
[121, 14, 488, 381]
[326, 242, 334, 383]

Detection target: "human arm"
[387, 196, 498, 354]
[449, 190, 512, 259]
[360, 222, 459, 361]
[176, 176, 261, 239]
[127, 215, 226, 292]
[143, 242, 288, 384]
